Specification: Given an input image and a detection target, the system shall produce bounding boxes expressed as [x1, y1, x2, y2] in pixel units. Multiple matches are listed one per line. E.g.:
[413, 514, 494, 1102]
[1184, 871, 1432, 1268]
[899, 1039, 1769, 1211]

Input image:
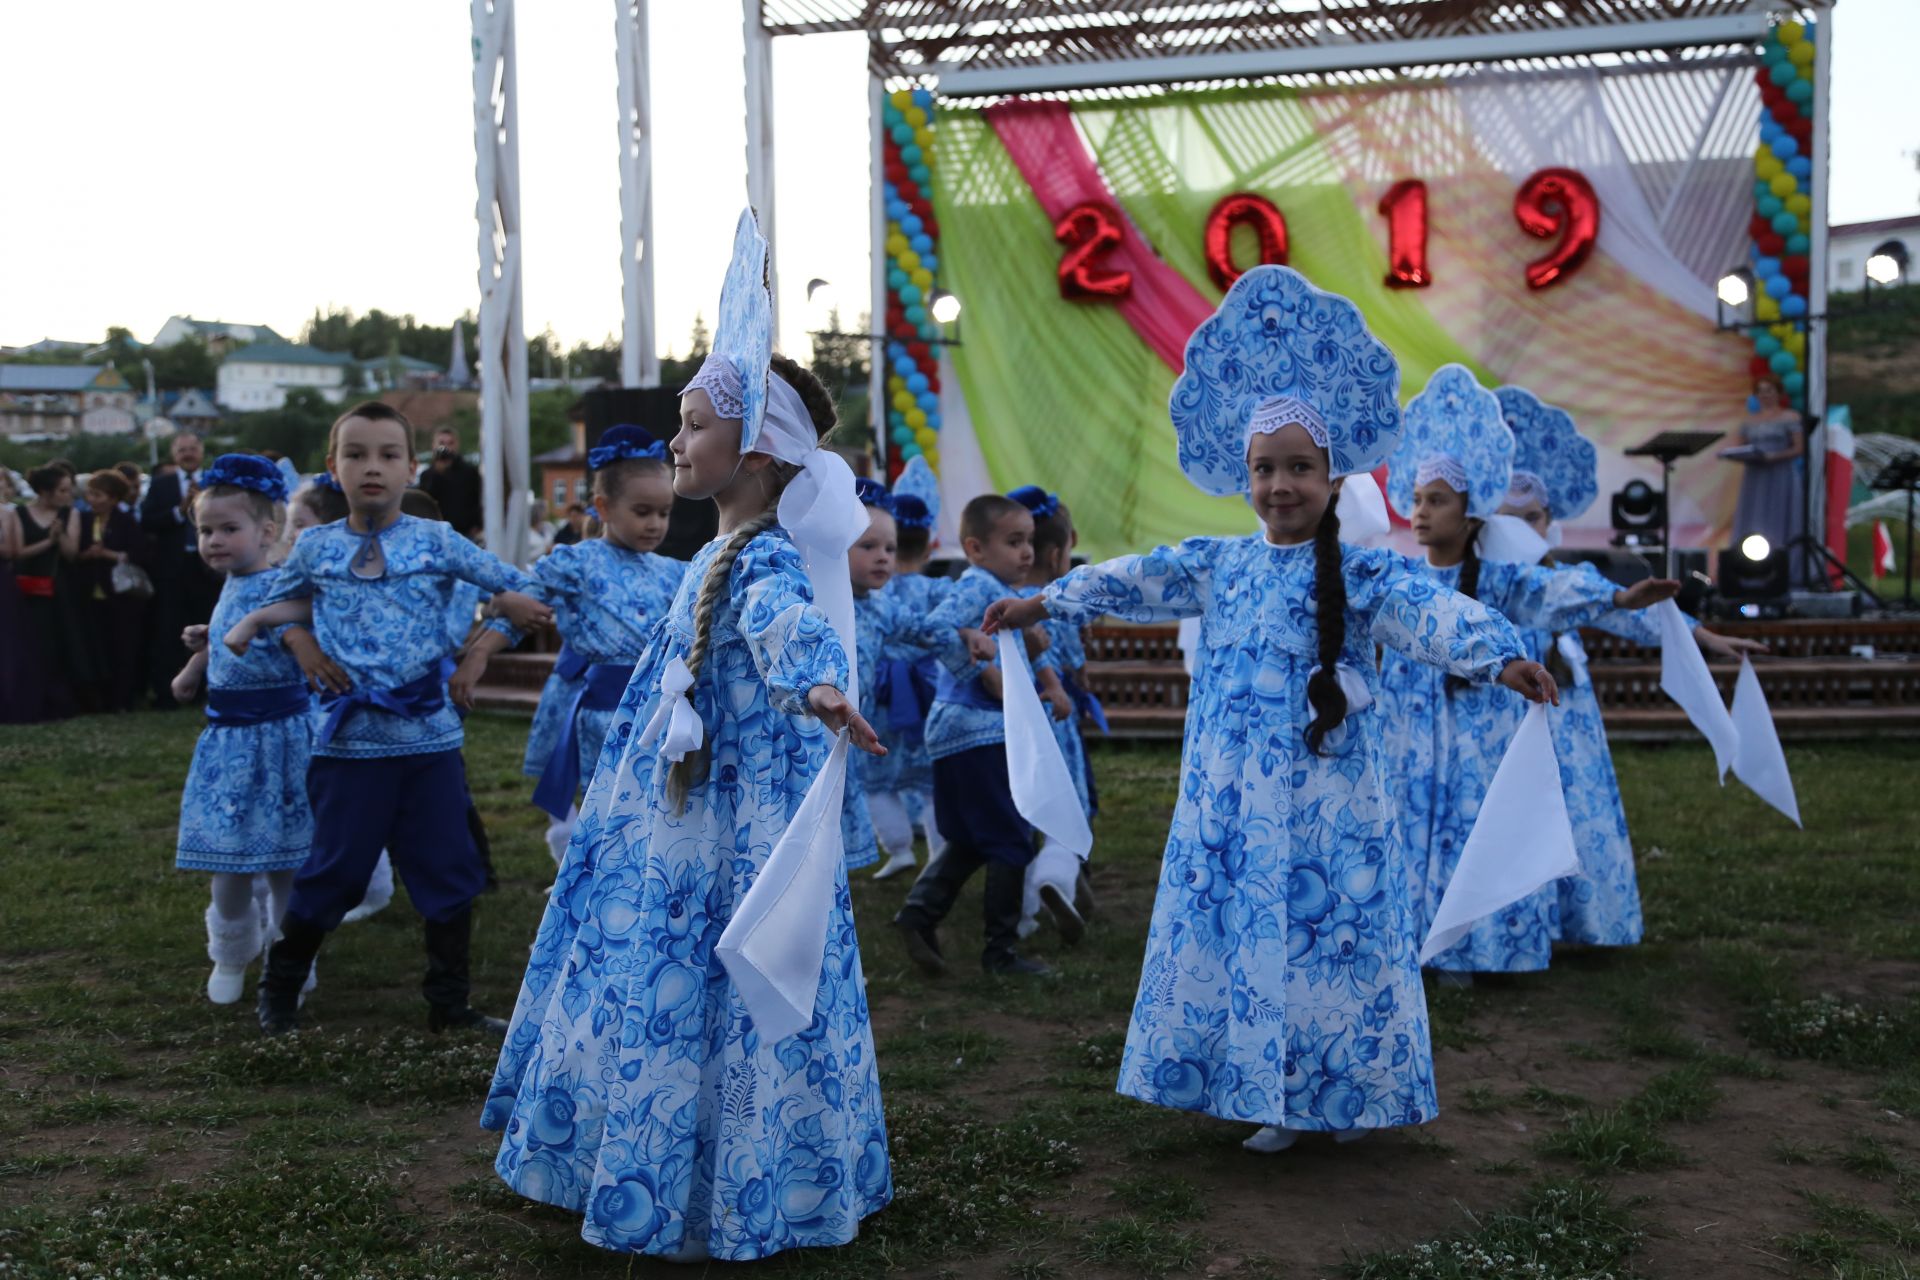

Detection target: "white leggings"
[210, 870, 294, 932]
[867, 789, 944, 859]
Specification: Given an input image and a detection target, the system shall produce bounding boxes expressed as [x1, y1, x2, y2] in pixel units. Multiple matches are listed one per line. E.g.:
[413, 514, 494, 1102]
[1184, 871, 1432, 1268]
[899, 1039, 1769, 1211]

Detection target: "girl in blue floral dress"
[171, 456, 312, 1007]
[1492, 386, 1763, 949]
[483, 211, 891, 1262]
[1376, 367, 1680, 982]
[987, 268, 1558, 1155]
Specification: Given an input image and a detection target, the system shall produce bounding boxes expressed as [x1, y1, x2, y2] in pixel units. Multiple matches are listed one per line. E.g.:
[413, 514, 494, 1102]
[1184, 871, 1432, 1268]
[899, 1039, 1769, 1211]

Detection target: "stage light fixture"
[1715, 270, 1751, 308]
[1609, 479, 1665, 545]
[1713, 266, 1755, 332]
[1866, 253, 1902, 286]
[1741, 533, 1772, 562]
[930, 290, 963, 324]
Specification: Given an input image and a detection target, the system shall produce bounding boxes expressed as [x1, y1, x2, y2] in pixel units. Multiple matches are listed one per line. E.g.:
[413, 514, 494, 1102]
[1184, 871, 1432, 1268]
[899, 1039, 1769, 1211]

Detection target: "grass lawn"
[2, 712, 1918, 1278]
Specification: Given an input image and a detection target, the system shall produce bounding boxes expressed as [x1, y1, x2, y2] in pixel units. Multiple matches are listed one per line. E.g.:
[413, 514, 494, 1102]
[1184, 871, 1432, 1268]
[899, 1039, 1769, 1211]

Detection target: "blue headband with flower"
[854, 476, 896, 513]
[203, 454, 289, 503]
[587, 425, 667, 471]
[1007, 485, 1061, 521]
[309, 471, 343, 494]
[891, 494, 933, 530]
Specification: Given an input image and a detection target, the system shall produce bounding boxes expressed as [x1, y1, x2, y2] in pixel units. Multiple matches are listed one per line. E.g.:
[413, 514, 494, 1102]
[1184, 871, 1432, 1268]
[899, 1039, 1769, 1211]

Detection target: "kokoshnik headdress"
[1494, 386, 1598, 522]
[1170, 265, 1402, 497]
[890, 455, 939, 532]
[1386, 364, 1516, 521]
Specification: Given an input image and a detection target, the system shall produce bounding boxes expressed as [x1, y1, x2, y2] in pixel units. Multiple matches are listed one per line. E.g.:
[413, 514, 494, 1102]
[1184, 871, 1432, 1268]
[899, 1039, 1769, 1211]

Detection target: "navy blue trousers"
[290, 750, 486, 931]
[898, 744, 1034, 967]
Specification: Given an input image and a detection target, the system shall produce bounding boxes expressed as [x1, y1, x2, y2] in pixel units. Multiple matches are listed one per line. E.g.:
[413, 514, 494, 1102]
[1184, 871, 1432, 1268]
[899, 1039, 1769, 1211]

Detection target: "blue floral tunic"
[1376, 557, 1620, 974]
[175, 570, 314, 874]
[482, 529, 890, 1261]
[514, 540, 686, 788]
[841, 588, 940, 869]
[924, 565, 1052, 760]
[1043, 614, 1093, 818]
[863, 571, 950, 797]
[1043, 536, 1526, 1132]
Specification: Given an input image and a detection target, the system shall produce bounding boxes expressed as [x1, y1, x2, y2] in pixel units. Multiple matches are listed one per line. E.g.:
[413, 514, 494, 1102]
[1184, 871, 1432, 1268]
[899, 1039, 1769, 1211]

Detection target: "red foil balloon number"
[1054, 201, 1133, 302]
[1378, 179, 1432, 289]
[1514, 167, 1600, 290]
[1204, 193, 1289, 291]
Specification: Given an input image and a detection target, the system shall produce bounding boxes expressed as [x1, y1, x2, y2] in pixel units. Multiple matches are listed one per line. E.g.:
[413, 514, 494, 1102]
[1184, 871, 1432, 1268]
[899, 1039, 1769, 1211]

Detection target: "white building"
[1828, 215, 1918, 293]
[217, 343, 356, 411]
[152, 315, 287, 353]
[0, 365, 137, 437]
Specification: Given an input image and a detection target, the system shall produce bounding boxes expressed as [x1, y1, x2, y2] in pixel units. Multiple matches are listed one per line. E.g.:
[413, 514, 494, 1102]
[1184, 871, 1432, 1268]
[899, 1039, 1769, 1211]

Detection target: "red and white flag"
[1873, 520, 1896, 579]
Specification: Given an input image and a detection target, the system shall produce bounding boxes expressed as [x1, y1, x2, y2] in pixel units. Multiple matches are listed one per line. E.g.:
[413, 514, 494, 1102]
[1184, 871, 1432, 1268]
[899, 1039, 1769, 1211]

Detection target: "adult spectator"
[141, 431, 220, 709]
[73, 469, 149, 712]
[419, 426, 484, 540]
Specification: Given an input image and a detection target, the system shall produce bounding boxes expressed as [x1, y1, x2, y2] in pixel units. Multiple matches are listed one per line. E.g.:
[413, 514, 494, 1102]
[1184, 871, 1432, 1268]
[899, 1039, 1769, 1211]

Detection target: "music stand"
[1867, 453, 1920, 608]
[1625, 431, 1722, 577]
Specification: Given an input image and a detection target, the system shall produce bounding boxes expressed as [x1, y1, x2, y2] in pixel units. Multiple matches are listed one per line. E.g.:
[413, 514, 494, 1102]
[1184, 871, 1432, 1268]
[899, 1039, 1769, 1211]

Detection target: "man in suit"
[141, 431, 221, 708]
[418, 426, 484, 541]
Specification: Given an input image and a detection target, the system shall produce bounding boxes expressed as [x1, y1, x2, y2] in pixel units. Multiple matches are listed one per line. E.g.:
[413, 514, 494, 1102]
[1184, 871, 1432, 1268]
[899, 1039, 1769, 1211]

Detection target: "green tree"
[225, 387, 336, 471]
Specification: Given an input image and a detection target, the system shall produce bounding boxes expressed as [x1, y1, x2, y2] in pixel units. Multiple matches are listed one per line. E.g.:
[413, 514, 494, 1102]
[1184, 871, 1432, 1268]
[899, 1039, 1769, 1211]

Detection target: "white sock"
[544, 806, 577, 865]
[1242, 1125, 1299, 1154]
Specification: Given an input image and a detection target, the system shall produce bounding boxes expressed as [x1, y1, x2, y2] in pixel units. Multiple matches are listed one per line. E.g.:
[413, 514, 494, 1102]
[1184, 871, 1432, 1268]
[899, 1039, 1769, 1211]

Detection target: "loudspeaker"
[579, 384, 716, 561]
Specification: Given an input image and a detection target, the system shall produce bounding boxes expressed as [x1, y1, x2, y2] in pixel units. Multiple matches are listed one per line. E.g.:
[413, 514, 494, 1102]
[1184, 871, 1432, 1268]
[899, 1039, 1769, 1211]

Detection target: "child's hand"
[283, 628, 351, 695]
[808, 685, 886, 756]
[1046, 686, 1073, 721]
[979, 667, 1004, 703]
[1615, 578, 1681, 611]
[959, 627, 995, 663]
[1497, 659, 1559, 706]
[492, 590, 553, 632]
[222, 621, 256, 657]
[449, 651, 490, 710]
[982, 596, 1047, 635]
[170, 654, 205, 703]
[1024, 624, 1051, 659]
[1694, 627, 1767, 661]
[181, 625, 209, 653]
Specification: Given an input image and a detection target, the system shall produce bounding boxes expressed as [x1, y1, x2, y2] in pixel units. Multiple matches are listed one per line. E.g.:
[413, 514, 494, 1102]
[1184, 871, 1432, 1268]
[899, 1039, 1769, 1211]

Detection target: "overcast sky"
[2, 0, 1913, 354]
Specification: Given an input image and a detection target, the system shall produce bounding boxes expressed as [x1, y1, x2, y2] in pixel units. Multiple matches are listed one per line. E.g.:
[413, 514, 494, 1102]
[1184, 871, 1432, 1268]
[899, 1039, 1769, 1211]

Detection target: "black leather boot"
[423, 907, 506, 1037]
[256, 916, 327, 1036]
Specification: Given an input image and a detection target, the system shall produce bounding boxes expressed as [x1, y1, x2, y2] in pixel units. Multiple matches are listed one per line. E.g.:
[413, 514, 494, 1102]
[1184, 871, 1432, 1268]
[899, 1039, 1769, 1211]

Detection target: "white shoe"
[871, 849, 918, 881]
[544, 815, 574, 865]
[1242, 1125, 1299, 1154]
[207, 964, 247, 1004]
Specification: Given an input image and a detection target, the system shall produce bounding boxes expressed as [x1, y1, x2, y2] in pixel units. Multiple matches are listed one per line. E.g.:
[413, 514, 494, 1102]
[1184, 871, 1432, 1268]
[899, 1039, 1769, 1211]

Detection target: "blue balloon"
[901, 144, 922, 165]
[1757, 194, 1784, 219]
[902, 443, 922, 459]
[920, 253, 938, 273]
[1787, 156, 1812, 180]
[899, 283, 922, 305]
[1787, 79, 1813, 103]
[918, 323, 939, 342]
[1769, 60, 1798, 85]
[892, 425, 914, 444]
[910, 233, 933, 254]
[887, 268, 907, 289]
[906, 304, 927, 325]
[1786, 232, 1811, 255]
[1764, 272, 1792, 299]
[917, 391, 938, 411]
[1769, 350, 1798, 375]
[1782, 370, 1806, 394]
[906, 372, 929, 394]
[925, 411, 941, 430]
[1772, 211, 1802, 235]
[912, 87, 933, 108]
[1755, 255, 1782, 278]
[887, 341, 906, 362]
[1753, 333, 1782, 357]
[892, 122, 915, 144]
[1782, 294, 1809, 317]
[1773, 134, 1799, 158]
[909, 164, 931, 186]
[901, 213, 924, 236]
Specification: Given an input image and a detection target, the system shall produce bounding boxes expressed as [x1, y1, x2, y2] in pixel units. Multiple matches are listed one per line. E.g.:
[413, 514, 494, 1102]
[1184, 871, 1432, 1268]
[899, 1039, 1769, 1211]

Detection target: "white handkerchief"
[1335, 474, 1392, 548]
[997, 630, 1094, 858]
[1656, 600, 1738, 781]
[1731, 656, 1801, 826]
[715, 731, 849, 1043]
[1476, 512, 1551, 566]
[1177, 617, 1201, 677]
[1420, 704, 1579, 964]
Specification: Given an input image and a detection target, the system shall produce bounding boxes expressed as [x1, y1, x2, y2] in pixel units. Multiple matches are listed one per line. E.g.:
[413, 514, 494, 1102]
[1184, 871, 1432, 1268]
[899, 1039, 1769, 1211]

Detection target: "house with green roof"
[0, 365, 137, 437]
[217, 342, 356, 411]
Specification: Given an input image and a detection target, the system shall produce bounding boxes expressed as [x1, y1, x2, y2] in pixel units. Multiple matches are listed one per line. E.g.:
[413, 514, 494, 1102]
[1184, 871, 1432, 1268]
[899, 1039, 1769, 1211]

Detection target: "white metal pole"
[869, 75, 888, 473]
[742, 0, 779, 347]
[472, 0, 531, 564]
[1806, 9, 1833, 580]
[615, 0, 659, 388]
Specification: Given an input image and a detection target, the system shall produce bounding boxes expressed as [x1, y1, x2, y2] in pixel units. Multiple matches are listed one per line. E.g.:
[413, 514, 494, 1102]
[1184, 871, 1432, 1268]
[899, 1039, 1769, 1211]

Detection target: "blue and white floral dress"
[862, 570, 950, 801]
[1043, 613, 1093, 818]
[483, 528, 890, 1261]
[842, 587, 939, 869]
[1042, 536, 1526, 1132]
[1377, 557, 1620, 974]
[517, 540, 686, 790]
[175, 570, 314, 874]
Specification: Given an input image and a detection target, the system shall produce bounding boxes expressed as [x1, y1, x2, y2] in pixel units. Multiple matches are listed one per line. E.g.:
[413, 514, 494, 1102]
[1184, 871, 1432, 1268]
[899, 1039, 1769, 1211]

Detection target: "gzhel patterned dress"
[482, 528, 890, 1261]
[841, 587, 938, 869]
[863, 571, 950, 827]
[1376, 557, 1620, 974]
[1042, 535, 1526, 1131]
[517, 540, 687, 789]
[175, 569, 314, 874]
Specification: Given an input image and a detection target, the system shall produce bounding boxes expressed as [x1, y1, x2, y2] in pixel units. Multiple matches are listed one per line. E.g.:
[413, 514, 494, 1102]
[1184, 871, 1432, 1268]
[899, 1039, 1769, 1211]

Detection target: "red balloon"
[1203, 192, 1289, 291]
[1749, 355, 1771, 377]
[1758, 232, 1786, 255]
[1784, 254, 1810, 275]
[1514, 167, 1601, 290]
[908, 341, 930, 362]
[1377, 179, 1432, 289]
[1054, 201, 1133, 302]
[1750, 214, 1772, 239]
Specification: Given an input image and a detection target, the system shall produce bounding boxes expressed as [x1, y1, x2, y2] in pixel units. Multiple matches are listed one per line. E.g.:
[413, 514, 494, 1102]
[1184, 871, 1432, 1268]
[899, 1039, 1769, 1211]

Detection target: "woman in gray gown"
[1729, 374, 1805, 557]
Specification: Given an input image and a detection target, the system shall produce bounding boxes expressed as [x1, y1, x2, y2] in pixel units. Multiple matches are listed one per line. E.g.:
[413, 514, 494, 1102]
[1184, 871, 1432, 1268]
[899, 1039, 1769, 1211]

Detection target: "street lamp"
[1865, 253, 1901, 286]
[930, 290, 962, 324]
[1714, 268, 1753, 330]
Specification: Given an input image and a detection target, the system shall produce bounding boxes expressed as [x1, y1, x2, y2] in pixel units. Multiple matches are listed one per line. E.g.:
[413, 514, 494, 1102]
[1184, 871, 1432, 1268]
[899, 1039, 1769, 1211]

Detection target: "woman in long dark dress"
[11, 467, 81, 720]
[1729, 374, 1806, 558]
[0, 476, 55, 724]
[71, 469, 149, 711]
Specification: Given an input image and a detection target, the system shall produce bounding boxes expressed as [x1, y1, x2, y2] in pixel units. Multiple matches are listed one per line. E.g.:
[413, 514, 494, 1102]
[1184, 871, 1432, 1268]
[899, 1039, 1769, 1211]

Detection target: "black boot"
[423, 907, 506, 1037]
[257, 916, 327, 1037]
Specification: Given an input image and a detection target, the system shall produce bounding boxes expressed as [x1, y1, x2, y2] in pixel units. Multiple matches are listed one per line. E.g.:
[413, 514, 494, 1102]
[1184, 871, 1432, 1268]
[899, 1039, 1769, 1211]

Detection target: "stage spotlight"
[1609, 479, 1666, 546]
[1741, 533, 1772, 561]
[1715, 270, 1751, 308]
[1866, 254, 1902, 286]
[1718, 542, 1790, 617]
[1714, 266, 1754, 331]
[930, 290, 963, 324]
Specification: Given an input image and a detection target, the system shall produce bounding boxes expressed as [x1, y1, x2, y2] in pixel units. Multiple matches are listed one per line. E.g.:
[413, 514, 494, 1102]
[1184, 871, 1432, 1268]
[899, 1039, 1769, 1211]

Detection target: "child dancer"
[985, 267, 1558, 1153]
[1007, 484, 1099, 943]
[1493, 386, 1763, 949]
[171, 456, 312, 1005]
[1376, 366, 1677, 983]
[482, 211, 890, 1263]
[892, 493, 1061, 978]
[458, 426, 685, 861]
[226, 401, 550, 1036]
[866, 457, 947, 880]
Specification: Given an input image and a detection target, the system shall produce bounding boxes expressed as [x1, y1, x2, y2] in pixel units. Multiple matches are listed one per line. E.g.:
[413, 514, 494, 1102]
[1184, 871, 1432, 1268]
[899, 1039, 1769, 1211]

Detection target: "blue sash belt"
[316, 660, 452, 746]
[533, 649, 637, 819]
[1062, 670, 1109, 735]
[205, 683, 309, 727]
[935, 666, 1004, 713]
[874, 658, 936, 734]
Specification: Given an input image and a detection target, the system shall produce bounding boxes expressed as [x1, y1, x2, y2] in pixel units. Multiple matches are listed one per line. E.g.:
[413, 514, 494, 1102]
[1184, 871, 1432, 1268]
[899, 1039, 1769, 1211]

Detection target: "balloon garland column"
[1747, 18, 1817, 413]
[881, 87, 942, 479]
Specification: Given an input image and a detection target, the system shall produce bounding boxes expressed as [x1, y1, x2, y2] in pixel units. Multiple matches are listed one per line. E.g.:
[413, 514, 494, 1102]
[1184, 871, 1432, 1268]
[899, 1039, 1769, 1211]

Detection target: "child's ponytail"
[1303, 500, 1349, 755]
[1444, 518, 1486, 697]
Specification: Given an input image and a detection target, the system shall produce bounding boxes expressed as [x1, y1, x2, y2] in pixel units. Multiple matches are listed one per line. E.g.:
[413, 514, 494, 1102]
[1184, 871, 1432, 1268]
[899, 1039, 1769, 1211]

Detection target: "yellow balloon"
[906, 408, 927, 429]
[887, 375, 906, 394]
[914, 127, 933, 149]
[1789, 41, 1814, 67]
[1755, 294, 1781, 321]
[1778, 20, 1805, 44]
[905, 106, 927, 127]
[887, 233, 908, 254]
[890, 89, 912, 109]
[1770, 322, 1792, 339]
[1785, 332, 1806, 356]
[1768, 172, 1796, 198]
[1755, 158, 1782, 182]
[897, 250, 920, 272]
[912, 270, 933, 290]
[892, 391, 915, 413]
[1786, 193, 1812, 216]
[1755, 143, 1775, 165]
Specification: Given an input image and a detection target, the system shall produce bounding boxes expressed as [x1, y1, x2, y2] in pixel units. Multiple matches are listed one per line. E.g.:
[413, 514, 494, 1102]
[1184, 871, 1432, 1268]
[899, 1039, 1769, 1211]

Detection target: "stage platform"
[473, 617, 1920, 743]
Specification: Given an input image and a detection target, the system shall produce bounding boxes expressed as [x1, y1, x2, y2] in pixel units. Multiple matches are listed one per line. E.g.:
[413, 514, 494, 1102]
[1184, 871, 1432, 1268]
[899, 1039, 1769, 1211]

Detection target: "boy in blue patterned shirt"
[226, 402, 550, 1036]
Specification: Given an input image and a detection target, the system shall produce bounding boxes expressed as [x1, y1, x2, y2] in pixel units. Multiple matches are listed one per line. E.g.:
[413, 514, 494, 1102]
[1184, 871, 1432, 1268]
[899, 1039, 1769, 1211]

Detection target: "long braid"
[1444, 518, 1485, 697]
[1303, 500, 1350, 755]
